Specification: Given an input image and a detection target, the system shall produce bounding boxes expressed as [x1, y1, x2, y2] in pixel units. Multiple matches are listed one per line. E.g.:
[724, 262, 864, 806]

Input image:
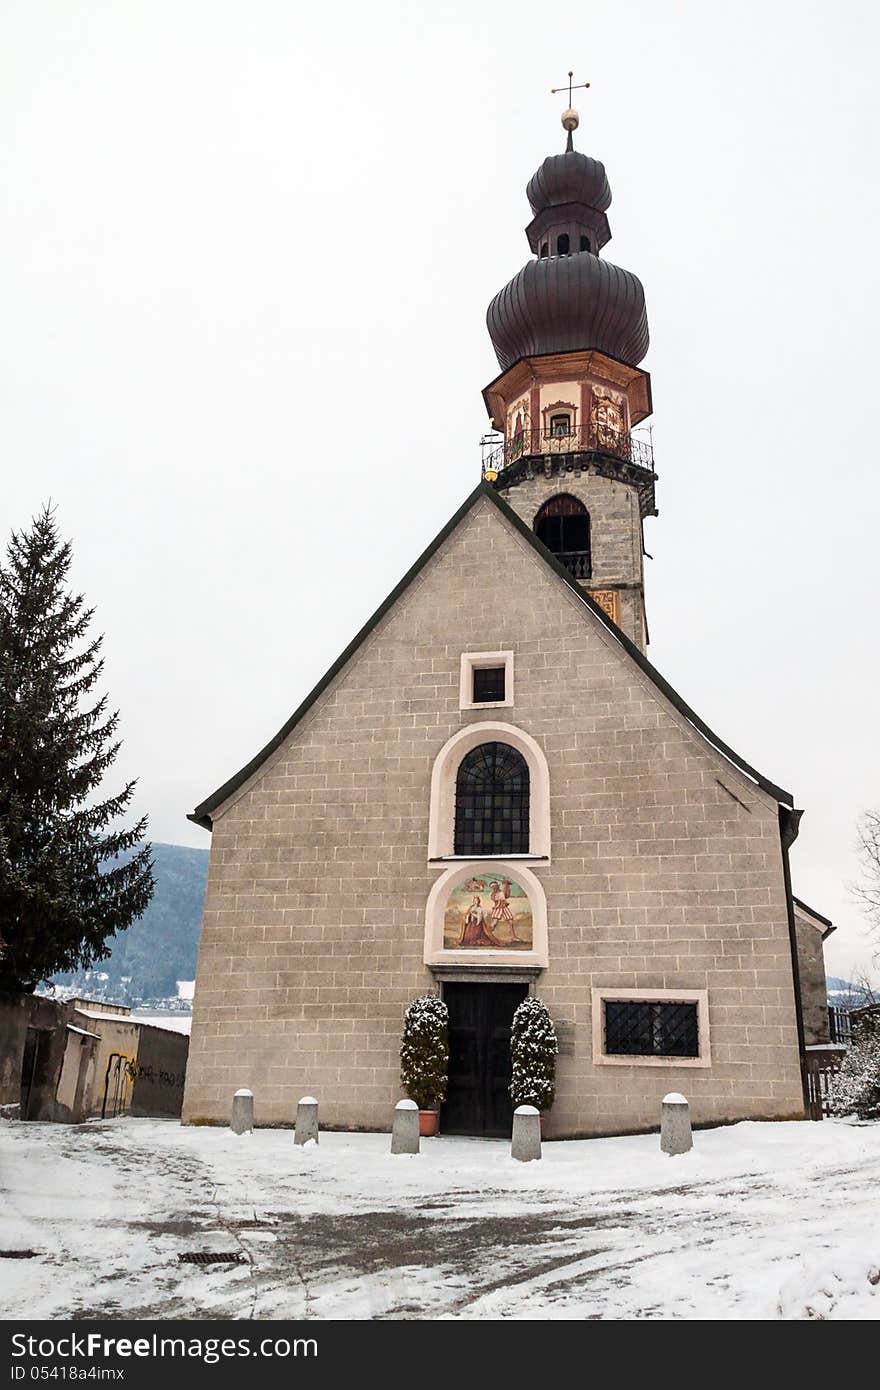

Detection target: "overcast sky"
[2, 2, 879, 980]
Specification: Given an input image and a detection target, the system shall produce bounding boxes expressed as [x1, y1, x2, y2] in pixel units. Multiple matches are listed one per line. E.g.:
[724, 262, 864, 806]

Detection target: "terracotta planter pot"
[418, 1109, 440, 1137]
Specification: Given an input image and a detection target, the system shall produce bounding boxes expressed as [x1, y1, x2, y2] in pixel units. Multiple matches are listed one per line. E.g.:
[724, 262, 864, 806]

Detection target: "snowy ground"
[1, 1117, 878, 1320]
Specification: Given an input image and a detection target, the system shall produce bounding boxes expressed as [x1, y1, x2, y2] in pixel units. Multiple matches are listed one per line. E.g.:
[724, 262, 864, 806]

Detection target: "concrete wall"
[130, 1026, 189, 1117]
[77, 1014, 140, 1118]
[0, 993, 38, 1110]
[0, 994, 95, 1122]
[54, 1030, 99, 1122]
[794, 913, 830, 1045]
[2, 995, 191, 1122]
[183, 495, 806, 1136]
[70, 998, 132, 1018]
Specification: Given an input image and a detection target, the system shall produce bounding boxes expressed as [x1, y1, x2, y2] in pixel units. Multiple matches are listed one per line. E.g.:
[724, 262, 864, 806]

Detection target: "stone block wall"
[183, 496, 805, 1135]
[497, 469, 646, 648]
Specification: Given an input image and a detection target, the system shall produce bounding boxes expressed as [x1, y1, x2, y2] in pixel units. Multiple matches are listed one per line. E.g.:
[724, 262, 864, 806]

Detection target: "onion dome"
[487, 125, 649, 372]
[526, 151, 611, 218]
[487, 255, 648, 371]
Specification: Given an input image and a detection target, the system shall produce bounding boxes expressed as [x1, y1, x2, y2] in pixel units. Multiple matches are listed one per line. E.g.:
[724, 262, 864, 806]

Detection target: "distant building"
[184, 106, 833, 1138]
[792, 899, 836, 1046]
[0, 993, 189, 1123]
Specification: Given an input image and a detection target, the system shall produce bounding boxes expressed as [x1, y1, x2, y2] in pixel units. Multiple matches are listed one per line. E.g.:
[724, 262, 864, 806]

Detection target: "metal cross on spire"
[551, 70, 589, 149]
[551, 71, 590, 107]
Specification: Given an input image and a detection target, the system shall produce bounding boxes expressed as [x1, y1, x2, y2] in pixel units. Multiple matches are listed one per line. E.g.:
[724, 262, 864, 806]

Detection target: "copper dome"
[487, 254, 648, 371]
[487, 138, 649, 372]
[526, 150, 611, 217]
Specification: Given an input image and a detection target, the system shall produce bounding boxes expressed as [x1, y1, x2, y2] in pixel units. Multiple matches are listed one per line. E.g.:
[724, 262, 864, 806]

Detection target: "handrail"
[481, 424, 653, 478]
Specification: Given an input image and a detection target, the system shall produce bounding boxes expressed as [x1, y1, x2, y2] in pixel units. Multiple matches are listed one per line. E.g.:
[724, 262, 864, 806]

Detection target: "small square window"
[472, 666, 505, 704]
[459, 651, 514, 711]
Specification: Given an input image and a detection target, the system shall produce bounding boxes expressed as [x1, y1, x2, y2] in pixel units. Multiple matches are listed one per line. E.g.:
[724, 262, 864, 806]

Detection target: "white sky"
[2, 2, 879, 980]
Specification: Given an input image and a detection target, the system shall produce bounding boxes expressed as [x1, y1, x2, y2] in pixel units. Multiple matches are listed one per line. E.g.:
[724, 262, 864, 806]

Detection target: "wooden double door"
[441, 982, 528, 1137]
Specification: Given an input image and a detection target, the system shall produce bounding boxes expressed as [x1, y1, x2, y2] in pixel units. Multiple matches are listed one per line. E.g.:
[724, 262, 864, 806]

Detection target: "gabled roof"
[792, 896, 836, 939]
[189, 481, 794, 829]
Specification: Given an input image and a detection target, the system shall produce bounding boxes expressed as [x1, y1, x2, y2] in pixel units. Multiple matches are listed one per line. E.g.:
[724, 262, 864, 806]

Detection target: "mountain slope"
[51, 842, 209, 1003]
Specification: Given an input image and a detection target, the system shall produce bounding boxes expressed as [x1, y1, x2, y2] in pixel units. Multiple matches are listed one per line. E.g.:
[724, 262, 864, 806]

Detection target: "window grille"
[454, 742, 530, 856]
[472, 666, 506, 704]
[603, 1000, 699, 1058]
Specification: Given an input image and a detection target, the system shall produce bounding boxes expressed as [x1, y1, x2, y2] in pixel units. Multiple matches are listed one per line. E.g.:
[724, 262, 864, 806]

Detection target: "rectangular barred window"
[603, 999, 699, 1058]
[472, 666, 506, 704]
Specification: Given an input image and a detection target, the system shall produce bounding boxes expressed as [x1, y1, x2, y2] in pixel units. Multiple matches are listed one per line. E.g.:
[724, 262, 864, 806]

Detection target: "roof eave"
[792, 894, 835, 937]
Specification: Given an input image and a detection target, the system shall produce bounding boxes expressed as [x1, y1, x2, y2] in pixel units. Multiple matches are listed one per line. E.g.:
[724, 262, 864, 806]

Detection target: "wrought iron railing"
[555, 549, 591, 580]
[828, 1005, 853, 1045]
[481, 423, 653, 479]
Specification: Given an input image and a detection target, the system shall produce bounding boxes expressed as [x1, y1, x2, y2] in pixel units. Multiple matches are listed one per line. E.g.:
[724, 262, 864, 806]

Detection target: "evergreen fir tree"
[399, 995, 449, 1109]
[0, 506, 154, 992]
[510, 996, 558, 1111]
[829, 1016, 880, 1121]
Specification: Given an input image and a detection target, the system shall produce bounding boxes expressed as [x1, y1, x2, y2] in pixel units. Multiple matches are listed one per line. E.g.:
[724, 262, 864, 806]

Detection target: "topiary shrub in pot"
[510, 997, 558, 1130]
[400, 994, 449, 1136]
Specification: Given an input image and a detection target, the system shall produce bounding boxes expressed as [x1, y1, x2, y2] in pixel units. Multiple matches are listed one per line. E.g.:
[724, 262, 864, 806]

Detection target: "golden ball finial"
[561, 107, 580, 133]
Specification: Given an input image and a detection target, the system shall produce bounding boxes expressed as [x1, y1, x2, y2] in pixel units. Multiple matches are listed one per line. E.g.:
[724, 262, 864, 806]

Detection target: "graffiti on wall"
[102, 1052, 136, 1119]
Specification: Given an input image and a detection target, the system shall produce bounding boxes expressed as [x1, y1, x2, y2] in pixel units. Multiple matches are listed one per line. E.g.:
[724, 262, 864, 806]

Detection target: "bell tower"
[482, 89, 656, 650]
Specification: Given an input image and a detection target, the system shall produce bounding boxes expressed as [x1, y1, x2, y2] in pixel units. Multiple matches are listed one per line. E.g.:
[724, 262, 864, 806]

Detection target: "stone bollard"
[294, 1096, 319, 1146]
[660, 1092, 693, 1155]
[231, 1088, 254, 1135]
[511, 1104, 541, 1162]
[390, 1099, 420, 1155]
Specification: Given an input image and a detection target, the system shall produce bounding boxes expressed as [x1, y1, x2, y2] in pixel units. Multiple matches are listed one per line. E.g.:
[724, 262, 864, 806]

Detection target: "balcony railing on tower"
[481, 422, 654, 481]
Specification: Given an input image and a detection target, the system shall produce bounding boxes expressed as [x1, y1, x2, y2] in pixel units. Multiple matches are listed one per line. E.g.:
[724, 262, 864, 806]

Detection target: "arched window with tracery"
[534, 494, 591, 580]
[453, 742, 530, 856]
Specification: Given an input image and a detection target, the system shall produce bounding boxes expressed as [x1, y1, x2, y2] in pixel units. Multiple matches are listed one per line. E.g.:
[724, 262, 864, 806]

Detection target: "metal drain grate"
[178, 1251, 245, 1266]
[0, 1250, 38, 1259]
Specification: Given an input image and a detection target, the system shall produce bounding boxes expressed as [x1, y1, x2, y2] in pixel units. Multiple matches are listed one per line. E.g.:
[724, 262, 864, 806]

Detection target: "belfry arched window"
[556, 233, 570, 256]
[454, 742, 530, 856]
[534, 494, 591, 580]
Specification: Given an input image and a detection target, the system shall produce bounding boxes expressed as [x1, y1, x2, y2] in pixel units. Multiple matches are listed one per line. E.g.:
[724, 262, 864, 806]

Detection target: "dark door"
[20, 1027, 51, 1121]
[442, 982, 528, 1137]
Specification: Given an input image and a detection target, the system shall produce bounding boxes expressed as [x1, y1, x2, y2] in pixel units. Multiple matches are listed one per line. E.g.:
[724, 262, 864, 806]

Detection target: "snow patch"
[778, 1244, 880, 1319]
[2, 1115, 879, 1320]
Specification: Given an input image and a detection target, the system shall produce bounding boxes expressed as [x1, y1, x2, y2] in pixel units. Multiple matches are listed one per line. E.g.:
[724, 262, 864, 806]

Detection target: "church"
[182, 102, 833, 1139]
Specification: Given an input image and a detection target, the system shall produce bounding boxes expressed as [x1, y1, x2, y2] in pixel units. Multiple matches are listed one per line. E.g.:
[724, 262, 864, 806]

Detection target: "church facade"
[183, 110, 830, 1138]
